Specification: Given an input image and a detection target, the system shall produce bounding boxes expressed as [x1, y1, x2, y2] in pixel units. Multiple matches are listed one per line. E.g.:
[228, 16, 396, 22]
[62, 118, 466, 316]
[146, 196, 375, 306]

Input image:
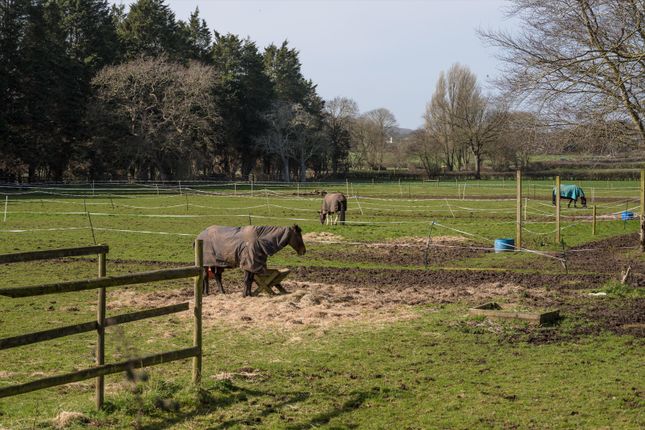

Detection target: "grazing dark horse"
[196, 224, 306, 297]
[319, 192, 347, 225]
[552, 184, 587, 208]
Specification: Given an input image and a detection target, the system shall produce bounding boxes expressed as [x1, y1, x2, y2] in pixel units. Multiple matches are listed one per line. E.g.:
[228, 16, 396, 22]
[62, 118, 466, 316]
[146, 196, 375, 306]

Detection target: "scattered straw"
[52, 411, 90, 429]
[107, 279, 541, 332]
[302, 232, 345, 242]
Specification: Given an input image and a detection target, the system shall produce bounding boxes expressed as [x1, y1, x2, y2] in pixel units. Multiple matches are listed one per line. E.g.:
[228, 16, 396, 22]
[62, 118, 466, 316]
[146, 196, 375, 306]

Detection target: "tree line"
[1, 0, 641, 182]
[1, 0, 368, 182]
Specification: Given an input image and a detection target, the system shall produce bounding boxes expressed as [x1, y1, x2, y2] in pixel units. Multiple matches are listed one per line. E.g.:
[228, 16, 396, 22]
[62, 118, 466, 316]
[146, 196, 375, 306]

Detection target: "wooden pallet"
[469, 302, 560, 325]
[252, 268, 290, 296]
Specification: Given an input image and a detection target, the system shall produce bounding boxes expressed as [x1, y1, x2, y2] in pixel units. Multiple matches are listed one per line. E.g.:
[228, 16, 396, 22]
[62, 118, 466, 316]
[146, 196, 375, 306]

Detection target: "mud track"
[105, 233, 643, 342]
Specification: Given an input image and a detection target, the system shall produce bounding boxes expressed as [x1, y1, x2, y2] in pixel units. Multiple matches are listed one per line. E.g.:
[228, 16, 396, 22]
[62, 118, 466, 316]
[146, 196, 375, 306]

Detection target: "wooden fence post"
[555, 176, 561, 244]
[96, 249, 107, 409]
[516, 170, 522, 250]
[592, 205, 597, 236]
[193, 239, 203, 384]
[641, 169, 645, 252]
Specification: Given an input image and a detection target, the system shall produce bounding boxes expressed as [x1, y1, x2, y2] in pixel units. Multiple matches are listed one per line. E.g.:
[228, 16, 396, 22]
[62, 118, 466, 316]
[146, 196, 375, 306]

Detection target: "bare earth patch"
[302, 232, 345, 243]
[200, 281, 423, 329]
[383, 236, 468, 247]
[108, 280, 538, 331]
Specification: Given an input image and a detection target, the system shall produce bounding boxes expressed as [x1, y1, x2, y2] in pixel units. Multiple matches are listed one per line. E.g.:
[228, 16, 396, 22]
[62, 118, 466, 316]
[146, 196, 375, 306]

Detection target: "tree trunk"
[299, 156, 307, 182]
[281, 156, 290, 182]
[474, 155, 481, 180]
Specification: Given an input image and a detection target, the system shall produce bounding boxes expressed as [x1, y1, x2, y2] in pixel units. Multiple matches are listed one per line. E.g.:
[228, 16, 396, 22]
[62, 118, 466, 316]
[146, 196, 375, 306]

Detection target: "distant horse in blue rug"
[552, 184, 587, 208]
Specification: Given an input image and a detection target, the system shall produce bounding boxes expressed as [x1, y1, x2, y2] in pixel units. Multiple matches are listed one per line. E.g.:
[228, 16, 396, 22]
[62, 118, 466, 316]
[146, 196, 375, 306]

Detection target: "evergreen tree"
[1, 0, 83, 180]
[117, 0, 182, 60]
[212, 33, 273, 177]
[0, 0, 30, 180]
[56, 0, 119, 73]
[262, 41, 325, 181]
[179, 7, 211, 63]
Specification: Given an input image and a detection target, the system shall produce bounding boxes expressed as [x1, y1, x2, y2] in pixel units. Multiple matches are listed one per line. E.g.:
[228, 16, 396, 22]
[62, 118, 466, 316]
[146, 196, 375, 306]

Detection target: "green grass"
[0, 180, 643, 429]
[1, 293, 642, 429]
[1, 179, 641, 261]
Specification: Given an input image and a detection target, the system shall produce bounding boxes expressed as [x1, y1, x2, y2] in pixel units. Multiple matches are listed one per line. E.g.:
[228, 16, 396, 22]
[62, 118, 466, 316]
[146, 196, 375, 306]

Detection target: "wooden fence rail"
[0, 302, 189, 350]
[0, 347, 199, 399]
[0, 241, 204, 409]
[0, 245, 109, 264]
[0, 266, 200, 298]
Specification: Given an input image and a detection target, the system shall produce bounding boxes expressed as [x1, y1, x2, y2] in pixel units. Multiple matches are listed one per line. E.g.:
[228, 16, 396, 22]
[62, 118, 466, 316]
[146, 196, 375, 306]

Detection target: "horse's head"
[318, 210, 326, 224]
[289, 224, 306, 255]
[580, 196, 587, 208]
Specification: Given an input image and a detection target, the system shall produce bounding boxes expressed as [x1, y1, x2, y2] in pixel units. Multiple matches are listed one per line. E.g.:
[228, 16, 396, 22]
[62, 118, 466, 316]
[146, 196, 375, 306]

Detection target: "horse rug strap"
[321, 192, 346, 214]
[196, 225, 291, 274]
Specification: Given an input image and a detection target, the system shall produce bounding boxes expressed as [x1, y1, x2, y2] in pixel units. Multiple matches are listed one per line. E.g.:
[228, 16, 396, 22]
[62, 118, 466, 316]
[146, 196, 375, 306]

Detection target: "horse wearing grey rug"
[319, 192, 347, 225]
[196, 225, 306, 296]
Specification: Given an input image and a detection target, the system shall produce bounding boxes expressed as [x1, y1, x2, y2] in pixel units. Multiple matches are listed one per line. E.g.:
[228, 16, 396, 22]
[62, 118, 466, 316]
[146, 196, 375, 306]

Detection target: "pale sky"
[113, 0, 515, 130]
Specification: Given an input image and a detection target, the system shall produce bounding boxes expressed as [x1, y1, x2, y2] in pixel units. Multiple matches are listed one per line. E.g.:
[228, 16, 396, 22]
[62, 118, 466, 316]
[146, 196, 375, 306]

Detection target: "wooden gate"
[0, 240, 204, 409]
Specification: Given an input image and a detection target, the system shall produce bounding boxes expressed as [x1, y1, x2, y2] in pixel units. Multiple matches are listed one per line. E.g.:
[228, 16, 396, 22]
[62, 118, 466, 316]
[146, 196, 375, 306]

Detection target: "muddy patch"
[567, 233, 645, 285]
[292, 266, 609, 292]
[312, 239, 486, 267]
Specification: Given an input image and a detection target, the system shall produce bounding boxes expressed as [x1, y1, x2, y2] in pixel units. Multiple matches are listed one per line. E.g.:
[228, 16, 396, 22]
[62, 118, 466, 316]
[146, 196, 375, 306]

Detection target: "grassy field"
[0, 180, 643, 429]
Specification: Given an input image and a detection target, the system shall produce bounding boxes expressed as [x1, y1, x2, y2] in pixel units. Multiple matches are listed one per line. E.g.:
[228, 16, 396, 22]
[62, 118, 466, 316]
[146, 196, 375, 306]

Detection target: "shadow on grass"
[209, 390, 310, 429]
[283, 390, 371, 430]
[133, 381, 309, 430]
[125, 382, 373, 429]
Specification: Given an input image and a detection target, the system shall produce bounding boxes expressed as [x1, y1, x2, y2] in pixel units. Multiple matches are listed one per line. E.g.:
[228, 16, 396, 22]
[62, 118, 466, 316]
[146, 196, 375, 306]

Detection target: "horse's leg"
[243, 271, 254, 297]
[567, 199, 572, 208]
[214, 267, 225, 294]
[202, 270, 209, 296]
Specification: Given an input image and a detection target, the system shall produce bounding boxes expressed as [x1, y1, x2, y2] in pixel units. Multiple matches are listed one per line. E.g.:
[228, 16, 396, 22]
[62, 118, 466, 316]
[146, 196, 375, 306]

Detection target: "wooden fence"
[0, 241, 204, 409]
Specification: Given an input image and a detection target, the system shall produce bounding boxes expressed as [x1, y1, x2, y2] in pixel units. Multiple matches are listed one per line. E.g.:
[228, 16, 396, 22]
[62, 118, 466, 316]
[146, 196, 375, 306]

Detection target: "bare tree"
[360, 108, 398, 169]
[349, 116, 370, 169]
[406, 128, 442, 178]
[91, 57, 219, 180]
[258, 101, 298, 182]
[424, 64, 506, 177]
[291, 104, 325, 182]
[324, 97, 358, 174]
[480, 0, 645, 145]
[458, 95, 509, 179]
[492, 111, 543, 170]
[424, 69, 460, 171]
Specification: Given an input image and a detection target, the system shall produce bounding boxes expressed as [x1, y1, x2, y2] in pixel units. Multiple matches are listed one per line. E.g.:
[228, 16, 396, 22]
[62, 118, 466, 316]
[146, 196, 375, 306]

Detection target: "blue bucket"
[621, 211, 634, 220]
[494, 238, 515, 253]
